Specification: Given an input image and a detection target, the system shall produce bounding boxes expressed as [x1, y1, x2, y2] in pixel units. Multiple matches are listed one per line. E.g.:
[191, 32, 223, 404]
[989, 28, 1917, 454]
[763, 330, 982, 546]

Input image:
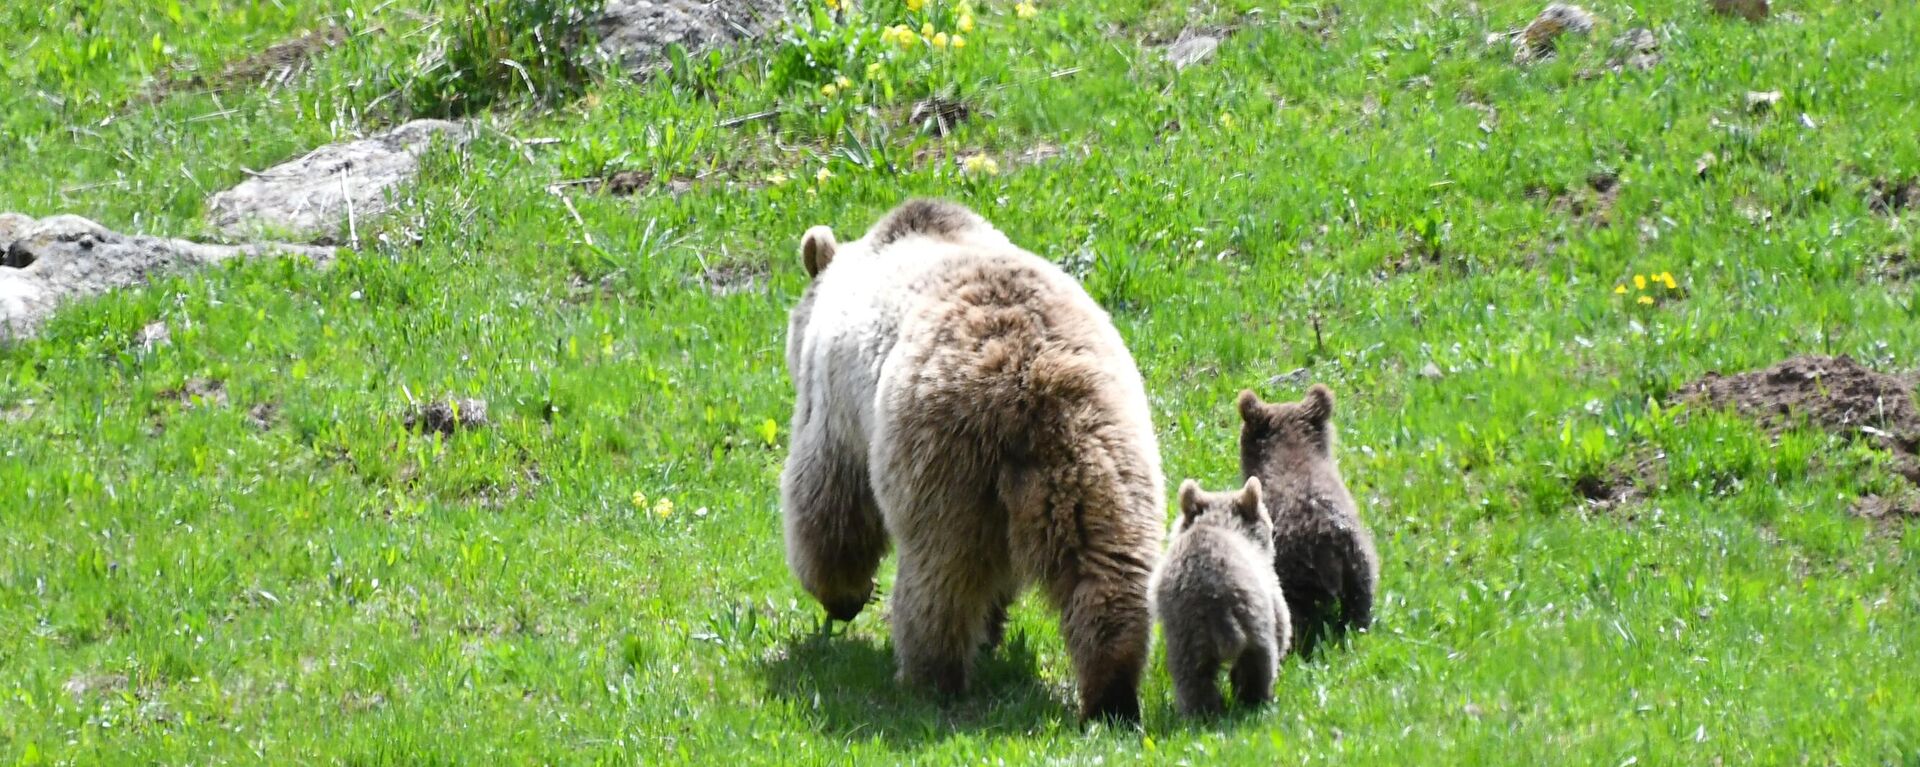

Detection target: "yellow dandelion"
[893, 25, 918, 48]
[962, 153, 1000, 176]
[766, 171, 790, 186]
[866, 61, 884, 79]
[1613, 284, 1627, 295]
[958, 13, 975, 32]
[932, 31, 949, 48]
[815, 167, 833, 184]
[1015, 2, 1038, 19]
[1220, 111, 1235, 129]
[652, 497, 675, 518]
[906, 0, 923, 10]
[825, 0, 840, 8]
[630, 490, 648, 508]
[1659, 272, 1678, 289]
[1636, 295, 1655, 306]
[1633, 274, 1647, 290]
[820, 82, 839, 97]
[835, 75, 852, 89]
[951, 34, 966, 49]
[922, 22, 935, 37]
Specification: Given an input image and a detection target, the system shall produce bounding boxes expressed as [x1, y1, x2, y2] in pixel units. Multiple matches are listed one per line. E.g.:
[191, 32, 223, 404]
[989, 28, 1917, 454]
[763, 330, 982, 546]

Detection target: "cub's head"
[1176, 476, 1272, 549]
[1237, 384, 1337, 476]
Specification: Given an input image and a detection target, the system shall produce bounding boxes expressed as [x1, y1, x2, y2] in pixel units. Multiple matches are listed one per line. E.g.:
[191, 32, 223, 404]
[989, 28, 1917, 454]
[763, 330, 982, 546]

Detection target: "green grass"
[4, 0, 1919, 763]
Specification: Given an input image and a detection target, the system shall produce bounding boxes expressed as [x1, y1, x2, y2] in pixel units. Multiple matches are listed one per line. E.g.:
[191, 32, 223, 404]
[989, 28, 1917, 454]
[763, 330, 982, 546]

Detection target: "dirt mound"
[1679, 355, 1920, 456]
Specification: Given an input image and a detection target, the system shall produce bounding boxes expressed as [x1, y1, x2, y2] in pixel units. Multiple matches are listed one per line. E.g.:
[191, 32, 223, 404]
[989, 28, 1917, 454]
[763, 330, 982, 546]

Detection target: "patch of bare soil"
[906, 97, 974, 137]
[248, 401, 281, 431]
[1867, 177, 1919, 215]
[1852, 493, 1920, 526]
[1681, 356, 1920, 532]
[1708, 0, 1770, 22]
[1678, 355, 1920, 456]
[689, 260, 768, 297]
[160, 378, 229, 409]
[1571, 451, 1666, 512]
[1873, 248, 1918, 283]
[1536, 171, 1621, 227]
[406, 397, 489, 435]
[139, 26, 347, 103]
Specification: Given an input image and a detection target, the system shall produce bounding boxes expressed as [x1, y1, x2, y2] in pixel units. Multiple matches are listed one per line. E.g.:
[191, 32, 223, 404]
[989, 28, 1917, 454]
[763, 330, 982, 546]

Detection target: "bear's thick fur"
[781, 199, 1165, 722]
[1238, 384, 1379, 656]
[1150, 477, 1291, 717]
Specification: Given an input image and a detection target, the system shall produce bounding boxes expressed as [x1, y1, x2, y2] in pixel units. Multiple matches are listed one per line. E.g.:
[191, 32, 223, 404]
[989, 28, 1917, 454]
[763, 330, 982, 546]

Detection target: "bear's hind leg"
[1054, 570, 1152, 723]
[1166, 631, 1225, 718]
[1228, 640, 1276, 709]
[781, 429, 887, 622]
[889, 524, 1009, 697]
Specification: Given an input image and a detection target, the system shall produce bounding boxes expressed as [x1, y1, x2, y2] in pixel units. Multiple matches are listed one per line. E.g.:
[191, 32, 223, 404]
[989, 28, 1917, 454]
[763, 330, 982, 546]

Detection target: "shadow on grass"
[756, 623, 1068, 745]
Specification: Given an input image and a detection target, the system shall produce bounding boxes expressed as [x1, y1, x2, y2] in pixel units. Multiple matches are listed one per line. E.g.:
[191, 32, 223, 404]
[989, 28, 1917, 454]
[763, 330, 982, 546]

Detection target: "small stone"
[1164, 30, 1222, 70]
[1514, 4, 1595, 64]
[1745, 90, 1782, 113]
[1420, 362, 1445, 380]
[136, 320, 170, 352]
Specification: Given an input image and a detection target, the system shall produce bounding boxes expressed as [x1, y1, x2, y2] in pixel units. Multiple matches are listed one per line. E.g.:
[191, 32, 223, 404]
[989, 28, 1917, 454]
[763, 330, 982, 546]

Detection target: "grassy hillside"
[2, 0, 1917, 763]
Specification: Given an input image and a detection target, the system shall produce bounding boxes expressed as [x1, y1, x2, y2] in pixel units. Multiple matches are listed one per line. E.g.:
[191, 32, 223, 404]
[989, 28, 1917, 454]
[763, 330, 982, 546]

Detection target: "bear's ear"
[1302, 384, 1335, 424]
[801, 226, 838, 278]
[1236, 389, 1266, 424]
[1177, 479, 1203, 519]
[1236, 476, 1267, 523]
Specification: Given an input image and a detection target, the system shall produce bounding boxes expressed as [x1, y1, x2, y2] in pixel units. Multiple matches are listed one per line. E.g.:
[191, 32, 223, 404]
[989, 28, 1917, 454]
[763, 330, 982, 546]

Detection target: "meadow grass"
[2, 0, 1918, 763]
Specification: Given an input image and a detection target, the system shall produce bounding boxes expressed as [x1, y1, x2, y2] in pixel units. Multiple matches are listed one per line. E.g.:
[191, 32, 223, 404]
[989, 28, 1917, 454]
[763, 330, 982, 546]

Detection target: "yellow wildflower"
[825, 0, 839, 8]
[932, 31, 949, 48]
[892, 25, 918, 48]
[766, 171, 790, 186]
[922, 22, 935, 37]
[1633, 274, 1647, 290]
[1636, 295, 1654, 306]
[866, 61, 884, 79]
[962, 153, 1000, 176]
[1220, 112, 1235, 129]
[906, 0, 923, 10]
[1613, 284, 1627, 295]
[1659, 272, 1678, 289]
[820, 82, 839, 97]
[835, 75, 852, 89]
[951, 34, 966, 49]
[630, 490, 648, 508]
[1015, 2, 1038, 19]
[815, 167, 833, 183]
[958, 13, 975, 32]
[652, 497, 675, 518]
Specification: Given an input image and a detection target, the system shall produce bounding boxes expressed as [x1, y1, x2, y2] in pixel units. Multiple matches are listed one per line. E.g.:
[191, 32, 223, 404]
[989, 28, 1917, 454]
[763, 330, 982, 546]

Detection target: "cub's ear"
[1303, 384, 1336, 423]
[1236, 476, 1267, 522]
[1236, 389, 1266, 423]
[801, 226, 838, 278]
[1177, 479, 1203, 518]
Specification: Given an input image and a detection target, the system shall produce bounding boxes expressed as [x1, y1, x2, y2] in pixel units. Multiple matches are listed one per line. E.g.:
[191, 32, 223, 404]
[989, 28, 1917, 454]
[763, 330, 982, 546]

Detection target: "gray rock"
[1, 212, 333, 340]
[593, 0, 790, 74]
[1164, 30, 1222, 71]
[206, 119, 471, 240]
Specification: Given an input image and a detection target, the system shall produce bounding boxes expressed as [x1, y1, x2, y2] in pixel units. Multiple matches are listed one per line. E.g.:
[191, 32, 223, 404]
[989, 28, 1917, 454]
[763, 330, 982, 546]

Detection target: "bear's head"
[1237, 384, 1337, 478]
[795, 199, 1008, 282]
[1176, 476, 1273, 551]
